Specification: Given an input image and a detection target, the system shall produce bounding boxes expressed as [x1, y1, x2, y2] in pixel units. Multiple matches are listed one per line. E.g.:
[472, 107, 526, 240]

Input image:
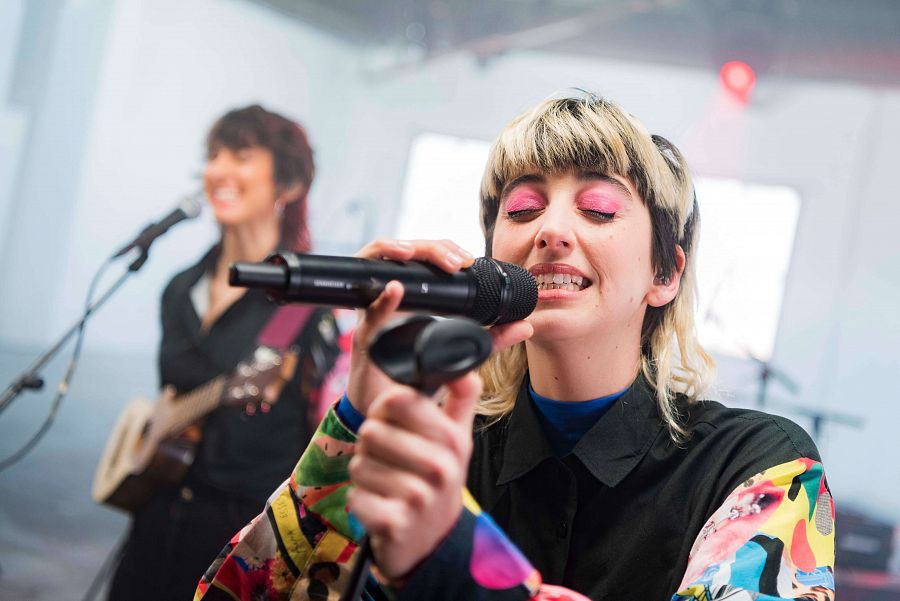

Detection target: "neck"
[217, 219, 280, 276]
[525, 331, 642, 402]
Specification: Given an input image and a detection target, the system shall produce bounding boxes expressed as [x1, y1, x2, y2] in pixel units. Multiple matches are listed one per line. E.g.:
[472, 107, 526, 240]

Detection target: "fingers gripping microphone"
[229, 251, 538, 325]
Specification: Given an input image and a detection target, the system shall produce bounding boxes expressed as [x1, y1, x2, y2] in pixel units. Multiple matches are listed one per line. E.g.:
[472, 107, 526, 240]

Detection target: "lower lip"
[537, 287, 587, 300]
[210, 197, 237, 208]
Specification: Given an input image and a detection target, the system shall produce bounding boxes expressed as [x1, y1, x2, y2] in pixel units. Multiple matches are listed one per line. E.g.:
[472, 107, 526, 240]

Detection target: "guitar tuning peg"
[244, 384, 259, 398]
[230, 386, 245, 400]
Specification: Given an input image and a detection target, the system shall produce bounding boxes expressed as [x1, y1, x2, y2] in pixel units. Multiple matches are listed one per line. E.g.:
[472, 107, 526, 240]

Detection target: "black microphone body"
[230, 252, 538, 325]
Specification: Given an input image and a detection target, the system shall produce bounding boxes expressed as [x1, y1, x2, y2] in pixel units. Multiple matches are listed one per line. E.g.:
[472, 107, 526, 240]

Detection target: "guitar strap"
[256, 304, 351, 423]
[256, 304, 316, 351]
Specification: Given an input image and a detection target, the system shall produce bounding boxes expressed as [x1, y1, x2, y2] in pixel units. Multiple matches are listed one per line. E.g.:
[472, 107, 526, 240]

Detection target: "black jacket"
[160, 245, 341, 500]
[401, 374, 824, 600]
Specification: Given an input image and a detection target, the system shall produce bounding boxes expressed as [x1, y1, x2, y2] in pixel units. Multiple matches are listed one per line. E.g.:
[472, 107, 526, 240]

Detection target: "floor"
[0, 346, 152, 601]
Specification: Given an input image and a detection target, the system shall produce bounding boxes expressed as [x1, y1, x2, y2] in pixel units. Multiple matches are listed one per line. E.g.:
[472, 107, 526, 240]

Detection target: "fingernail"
[446, 251, 463, 267]
[396, 240, 414, 251]
[459, 248, 474, 259]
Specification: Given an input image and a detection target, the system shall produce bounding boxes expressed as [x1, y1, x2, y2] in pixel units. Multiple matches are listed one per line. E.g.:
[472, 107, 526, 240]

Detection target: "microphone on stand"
[229, 251, 539, 325]
[113, 191, 203, 258]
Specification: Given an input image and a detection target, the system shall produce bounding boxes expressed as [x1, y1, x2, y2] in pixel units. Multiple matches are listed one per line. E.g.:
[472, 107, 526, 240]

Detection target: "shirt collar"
[496, 378, 557, 485]
[172, 244, 269, 339]
[497, 373, 664, 488]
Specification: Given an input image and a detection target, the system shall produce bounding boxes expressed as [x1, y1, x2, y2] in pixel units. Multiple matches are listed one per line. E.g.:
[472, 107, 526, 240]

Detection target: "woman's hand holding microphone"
[344, 238, 533, 582]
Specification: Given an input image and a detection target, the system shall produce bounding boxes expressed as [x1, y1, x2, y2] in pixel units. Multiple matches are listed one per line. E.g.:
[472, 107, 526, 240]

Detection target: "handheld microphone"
[229, 251, 538, 325]
[113, 192, 203, 258]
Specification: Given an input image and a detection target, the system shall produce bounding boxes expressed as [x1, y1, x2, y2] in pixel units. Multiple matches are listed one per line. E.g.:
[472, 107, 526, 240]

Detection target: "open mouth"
[529, 264, 592, 293]
[210, 187, 239, 205]
[533, 273, 590, 292]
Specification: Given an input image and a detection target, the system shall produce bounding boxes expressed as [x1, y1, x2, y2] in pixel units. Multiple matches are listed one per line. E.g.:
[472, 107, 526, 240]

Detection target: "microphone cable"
[0, 253, 121, 472]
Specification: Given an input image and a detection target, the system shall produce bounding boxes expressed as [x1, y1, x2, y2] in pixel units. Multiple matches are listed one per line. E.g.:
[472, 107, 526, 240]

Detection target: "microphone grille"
[471, 258, 538, 325]
[179, 191, 204, 219]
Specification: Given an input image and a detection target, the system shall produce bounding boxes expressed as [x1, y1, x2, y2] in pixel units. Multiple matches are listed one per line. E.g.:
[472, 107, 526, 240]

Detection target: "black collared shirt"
[160, 246, 340, 501]
[402, 374, 823, 600]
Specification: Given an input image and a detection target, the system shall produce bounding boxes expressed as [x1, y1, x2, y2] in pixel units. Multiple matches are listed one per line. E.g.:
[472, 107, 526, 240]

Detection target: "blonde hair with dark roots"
[476, 93, 715, 442]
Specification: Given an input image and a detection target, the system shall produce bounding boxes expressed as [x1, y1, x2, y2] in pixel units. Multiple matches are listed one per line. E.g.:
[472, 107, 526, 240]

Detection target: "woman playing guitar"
[106, 105, 342, 601]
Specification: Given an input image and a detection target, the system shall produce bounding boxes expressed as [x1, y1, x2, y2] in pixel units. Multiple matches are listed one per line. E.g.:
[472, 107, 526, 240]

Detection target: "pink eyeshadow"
[578, 193, 621, 214]
[504, 191, 544, 213]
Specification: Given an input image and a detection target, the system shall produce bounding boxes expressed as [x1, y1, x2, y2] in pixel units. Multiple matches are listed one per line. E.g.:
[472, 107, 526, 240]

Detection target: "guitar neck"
[164, 377, 227, 437]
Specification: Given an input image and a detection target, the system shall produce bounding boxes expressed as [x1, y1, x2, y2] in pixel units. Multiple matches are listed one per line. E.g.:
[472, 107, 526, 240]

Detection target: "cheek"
[245, 170, 277, 202]
[584, 221, 637, 258]
[202, 166, 216, 191]
[489, 222, 530, 263]
[603, 226, 656, 284]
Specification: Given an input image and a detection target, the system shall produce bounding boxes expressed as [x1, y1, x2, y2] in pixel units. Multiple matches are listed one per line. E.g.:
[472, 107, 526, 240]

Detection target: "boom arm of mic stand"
[0, 248, 149, 416]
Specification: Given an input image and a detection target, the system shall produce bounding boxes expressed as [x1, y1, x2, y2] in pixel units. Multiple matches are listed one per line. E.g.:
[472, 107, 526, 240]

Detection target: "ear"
[276, 182, 306, 206]
[646, 245, 686, 308]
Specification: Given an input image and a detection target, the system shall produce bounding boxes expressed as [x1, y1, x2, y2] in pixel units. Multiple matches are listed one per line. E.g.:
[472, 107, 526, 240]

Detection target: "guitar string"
[163, 378, 225, 437]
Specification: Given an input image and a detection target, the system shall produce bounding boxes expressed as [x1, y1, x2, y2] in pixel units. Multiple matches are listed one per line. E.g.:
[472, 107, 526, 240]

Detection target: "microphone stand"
[0, 248, 149, 587]
[0, 249, 149, 417]
[1, 193, 201, 414]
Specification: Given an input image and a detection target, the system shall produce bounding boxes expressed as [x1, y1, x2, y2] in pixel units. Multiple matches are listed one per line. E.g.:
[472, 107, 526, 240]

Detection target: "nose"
[203, 152, 233, 182]
[534, 209, 574, 252]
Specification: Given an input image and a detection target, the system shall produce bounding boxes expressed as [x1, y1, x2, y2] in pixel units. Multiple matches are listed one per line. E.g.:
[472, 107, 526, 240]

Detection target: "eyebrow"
[500, 171, 633, 201]
[578, 171, 634, 200]
[500, 173, 546, 200]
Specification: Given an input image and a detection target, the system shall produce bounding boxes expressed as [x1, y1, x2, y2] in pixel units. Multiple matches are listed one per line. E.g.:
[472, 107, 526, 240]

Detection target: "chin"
[211, 209, 246, 227]
[527, 312, 592, 344]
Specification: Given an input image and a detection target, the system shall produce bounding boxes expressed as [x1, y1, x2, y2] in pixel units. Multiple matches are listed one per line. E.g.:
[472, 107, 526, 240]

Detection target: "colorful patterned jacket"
[194, 376, 835, 600]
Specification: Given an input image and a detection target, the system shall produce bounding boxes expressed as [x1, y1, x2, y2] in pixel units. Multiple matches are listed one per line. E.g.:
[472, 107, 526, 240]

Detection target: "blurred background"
[1, 0, 898, 599]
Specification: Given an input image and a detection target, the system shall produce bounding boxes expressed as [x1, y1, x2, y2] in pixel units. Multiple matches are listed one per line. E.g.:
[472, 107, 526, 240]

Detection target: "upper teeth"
[535, 273, 586, 290]
[214, 188, 238, 202]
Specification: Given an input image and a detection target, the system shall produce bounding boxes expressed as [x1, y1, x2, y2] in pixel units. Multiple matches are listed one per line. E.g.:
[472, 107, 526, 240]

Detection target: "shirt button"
[557, 521, 568, 538]
[180, 486, 194, 502]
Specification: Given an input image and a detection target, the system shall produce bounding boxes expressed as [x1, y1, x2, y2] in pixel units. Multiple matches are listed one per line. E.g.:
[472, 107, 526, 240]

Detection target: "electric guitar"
[92, 346, 297, 512]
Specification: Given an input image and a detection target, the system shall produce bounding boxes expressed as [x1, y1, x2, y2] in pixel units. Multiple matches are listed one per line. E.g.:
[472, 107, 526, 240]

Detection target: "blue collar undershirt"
[529, 384, 629, 456]
[336, 383, 630, 458]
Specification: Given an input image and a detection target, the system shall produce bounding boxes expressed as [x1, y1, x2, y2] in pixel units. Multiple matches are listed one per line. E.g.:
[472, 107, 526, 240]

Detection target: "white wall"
[0, 1, 27, 244]
[0, 0, 116, 346]
[0, 0, 24, 262]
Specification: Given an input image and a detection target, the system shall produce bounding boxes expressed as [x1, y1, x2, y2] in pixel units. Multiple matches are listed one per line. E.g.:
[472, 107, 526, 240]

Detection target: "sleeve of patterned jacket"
[193, 405, 834, 601]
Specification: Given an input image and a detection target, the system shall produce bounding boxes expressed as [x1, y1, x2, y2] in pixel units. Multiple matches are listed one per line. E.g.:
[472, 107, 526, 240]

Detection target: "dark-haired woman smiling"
[107, 106, 341, 601]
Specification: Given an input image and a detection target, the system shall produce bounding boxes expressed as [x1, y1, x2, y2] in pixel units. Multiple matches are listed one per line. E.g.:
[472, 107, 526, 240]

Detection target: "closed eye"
[506, 209, 541, 221]
[582, 209, 616, 221]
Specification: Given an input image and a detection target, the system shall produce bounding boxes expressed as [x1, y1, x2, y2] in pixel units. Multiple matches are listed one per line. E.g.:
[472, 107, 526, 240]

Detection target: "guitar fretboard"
[164, 377, 227, 437]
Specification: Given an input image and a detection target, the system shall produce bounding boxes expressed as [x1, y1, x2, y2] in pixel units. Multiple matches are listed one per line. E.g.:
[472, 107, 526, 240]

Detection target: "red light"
[720, 60, 756, 102]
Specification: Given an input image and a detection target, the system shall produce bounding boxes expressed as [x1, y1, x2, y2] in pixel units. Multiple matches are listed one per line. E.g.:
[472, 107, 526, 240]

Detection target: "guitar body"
[92, 395, 201, 512]
[92, 346, 297, 513]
